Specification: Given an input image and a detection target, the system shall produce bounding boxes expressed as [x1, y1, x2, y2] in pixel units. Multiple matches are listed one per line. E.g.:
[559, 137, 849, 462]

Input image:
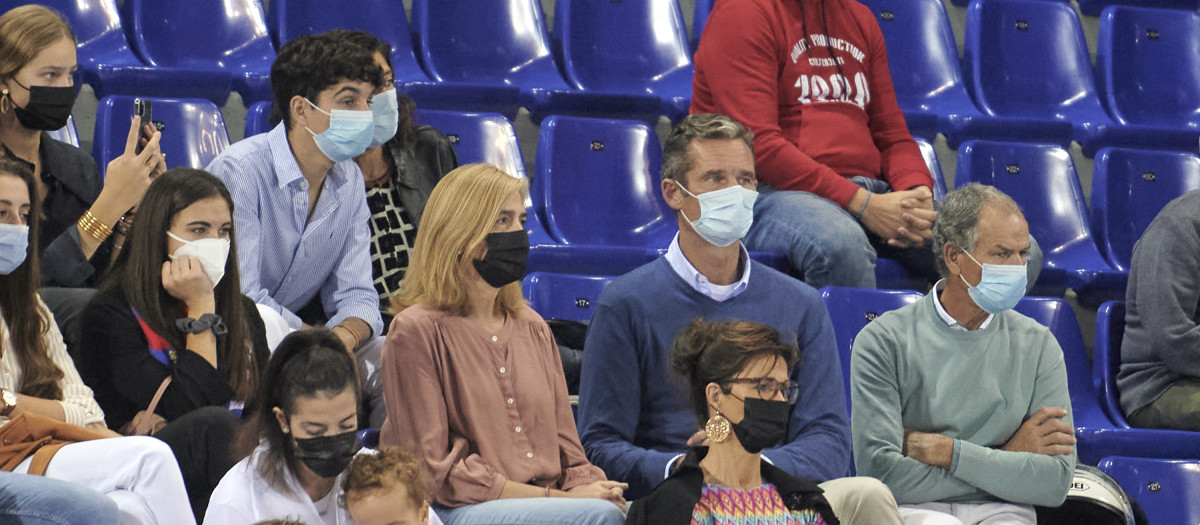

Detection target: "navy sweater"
[577, 258, 849, 499]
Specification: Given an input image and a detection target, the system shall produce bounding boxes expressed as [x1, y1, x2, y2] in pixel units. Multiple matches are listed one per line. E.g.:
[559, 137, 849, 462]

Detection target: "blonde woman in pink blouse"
[380, 164, 626, 525]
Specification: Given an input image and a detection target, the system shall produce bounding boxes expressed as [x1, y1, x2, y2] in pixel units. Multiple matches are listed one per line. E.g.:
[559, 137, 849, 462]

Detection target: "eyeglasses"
[724, 377, 799, 404]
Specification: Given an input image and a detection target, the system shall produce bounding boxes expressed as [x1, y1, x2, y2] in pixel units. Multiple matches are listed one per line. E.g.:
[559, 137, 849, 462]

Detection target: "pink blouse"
[380, 304, 606, 507]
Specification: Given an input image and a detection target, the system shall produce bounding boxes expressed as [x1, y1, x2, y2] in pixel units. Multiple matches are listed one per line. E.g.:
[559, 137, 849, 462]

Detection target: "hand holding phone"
[134, 98, 153, 155]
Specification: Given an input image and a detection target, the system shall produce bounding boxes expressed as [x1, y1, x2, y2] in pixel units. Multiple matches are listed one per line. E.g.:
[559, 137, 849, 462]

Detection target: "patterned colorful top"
[690, 483, 828, 525]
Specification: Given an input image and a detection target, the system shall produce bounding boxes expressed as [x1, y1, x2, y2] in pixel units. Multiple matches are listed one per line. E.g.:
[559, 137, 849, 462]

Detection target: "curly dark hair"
[270, 31, 382, 130]
[670, 319, 800, 428]
[334, 29, 421, 150]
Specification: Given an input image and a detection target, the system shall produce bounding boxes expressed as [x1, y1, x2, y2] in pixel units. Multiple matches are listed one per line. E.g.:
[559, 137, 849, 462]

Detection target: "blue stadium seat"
[915, 137, 948, 201]
[93, 96, 230, 179]
[552, 0, 693, 121]
[962, 0, 1113, 154]
[0, 0, 224, 101]
[1094, 301, 1132, 428]
[956, 140, 1125, 304]
[121, 0, 275, 104]
[1099, 456, 1200, 524]
[410, 0, 660, 122]
[1095, 6, 1200, 153]
[244, 100, 274, 138]
[691, 0, 714, 54]
[523, 272, 615, 323]
[1090, 148, 1200, 271]
[534, 115, 674, 249]
[415, 110, 526, 179]
[1080, 0, 1199, 17]
[818, 286, 922, 415]
[265, 0, 476, 111]
[858, 0, 984, 144]
[47, 115, 79, 148]
[356, 428, 379, 448]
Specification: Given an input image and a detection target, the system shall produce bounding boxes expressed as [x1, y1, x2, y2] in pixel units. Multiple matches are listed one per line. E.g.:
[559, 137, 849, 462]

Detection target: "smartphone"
[134, 98, 153, 154]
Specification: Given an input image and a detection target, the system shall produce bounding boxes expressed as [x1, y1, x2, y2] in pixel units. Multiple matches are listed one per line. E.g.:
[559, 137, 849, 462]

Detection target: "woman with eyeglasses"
[626, 318, 839, 525]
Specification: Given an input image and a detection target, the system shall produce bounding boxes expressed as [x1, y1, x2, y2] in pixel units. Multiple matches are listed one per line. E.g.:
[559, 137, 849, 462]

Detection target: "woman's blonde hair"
[392, 164, 528, 318]
[0, 5, 75, 81]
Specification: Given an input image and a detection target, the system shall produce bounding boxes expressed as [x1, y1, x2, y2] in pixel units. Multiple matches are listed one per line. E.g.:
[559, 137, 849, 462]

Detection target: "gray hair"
[931, 183, 1023, 277]
[661, 113, 754, 187]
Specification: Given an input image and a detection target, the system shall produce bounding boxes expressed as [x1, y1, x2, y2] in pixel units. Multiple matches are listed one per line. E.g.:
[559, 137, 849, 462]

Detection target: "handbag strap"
[27, 442, 67, 476]
[145, 376, 172, 417]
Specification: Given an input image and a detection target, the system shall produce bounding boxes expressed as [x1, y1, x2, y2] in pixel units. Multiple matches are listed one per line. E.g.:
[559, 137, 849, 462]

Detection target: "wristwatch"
[0, 388, 17, 418]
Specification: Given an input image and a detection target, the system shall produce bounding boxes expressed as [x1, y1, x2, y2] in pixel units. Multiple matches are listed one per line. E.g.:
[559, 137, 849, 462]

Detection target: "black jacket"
[387, 125, 459, 231]
[625, 448, 840, 525]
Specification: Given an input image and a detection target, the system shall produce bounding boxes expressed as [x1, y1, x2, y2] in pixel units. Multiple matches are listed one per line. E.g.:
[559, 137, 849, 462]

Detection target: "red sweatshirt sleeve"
[853, 2, 933, 192]
[691, 0, 863, 207]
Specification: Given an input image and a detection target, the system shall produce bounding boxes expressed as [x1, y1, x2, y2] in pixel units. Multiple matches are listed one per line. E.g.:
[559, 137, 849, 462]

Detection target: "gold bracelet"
[335, 324, 360, 350]
[77, 211, 113, 242]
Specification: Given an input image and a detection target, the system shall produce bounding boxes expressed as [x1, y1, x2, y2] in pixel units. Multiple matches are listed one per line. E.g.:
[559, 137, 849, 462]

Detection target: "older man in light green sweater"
[851, 184, 1076, 524]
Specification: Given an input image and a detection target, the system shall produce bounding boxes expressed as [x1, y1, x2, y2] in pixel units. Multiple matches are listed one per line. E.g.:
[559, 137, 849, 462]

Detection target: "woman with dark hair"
[79, 167, 270, 518]
[342, 30, 458, 314]
[381, 164, 623, 525]
[0, 5, 164, 345]
[626, 319, 839, 525]
[0, 156, 195, 523]
[205, 329, 412, 525]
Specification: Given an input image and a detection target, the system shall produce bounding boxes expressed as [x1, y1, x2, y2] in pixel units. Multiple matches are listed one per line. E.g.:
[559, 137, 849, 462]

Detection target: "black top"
[3, 134, 109, 287]
[625, 448, 840, 525]
[386, 125, 459, 231]
[78, 286, 270, 429]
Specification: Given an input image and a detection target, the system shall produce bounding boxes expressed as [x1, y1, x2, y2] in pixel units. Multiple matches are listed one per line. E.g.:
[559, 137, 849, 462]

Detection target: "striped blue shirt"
[207, 123, 383, 336]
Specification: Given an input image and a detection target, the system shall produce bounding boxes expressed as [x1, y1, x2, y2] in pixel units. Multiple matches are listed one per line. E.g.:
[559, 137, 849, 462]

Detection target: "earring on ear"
[0, 89, 10, 114]
[705, 413, 731, 444]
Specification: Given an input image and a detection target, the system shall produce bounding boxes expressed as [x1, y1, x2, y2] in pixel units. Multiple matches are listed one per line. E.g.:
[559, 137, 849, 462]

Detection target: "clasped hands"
[856, 186, 937, 249]
[903, 406, 1076, 470]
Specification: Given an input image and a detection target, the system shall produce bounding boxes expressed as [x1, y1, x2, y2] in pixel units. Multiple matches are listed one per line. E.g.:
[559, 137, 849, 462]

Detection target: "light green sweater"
[850, 293, 1076, 506]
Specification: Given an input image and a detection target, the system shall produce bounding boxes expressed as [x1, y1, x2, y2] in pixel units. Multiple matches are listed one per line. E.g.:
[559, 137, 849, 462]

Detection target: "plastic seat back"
[818, 286, 923, 415]
[93, 96, 230, 178]
[244, 101, 274, 138]
[1093, 301, 1131, 427]
[411, 0, 558, 85]
[1097, 6, 1200, 129]
[415, 110, 525, 179]
[859, 0, 974, 118]
[956, 141, 1117, 290]
[4, 0, 144, 88]
[267, 0, 430, 84]
[1091, 148, 1200, 271]
[123, 0, 272, 68]
[47, 115, 79, 148]
[554, 0, 691, 93]
[963, 0, 1109, 123]
[533, 116, 673, 249]
[523, 272, 615, 323]
[1098, 456, 1200, 525]
[1013, 297, 1113, 429]
[914, 137, 948, 201]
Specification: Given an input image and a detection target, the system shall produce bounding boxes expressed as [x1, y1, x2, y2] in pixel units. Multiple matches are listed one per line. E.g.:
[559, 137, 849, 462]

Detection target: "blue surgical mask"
[675, 181, 757, 248]
[958, 248, 1027, 313]
[0, 224, 29, 275]
[304, 99, 374, 162]
[368, 90, 399, 149]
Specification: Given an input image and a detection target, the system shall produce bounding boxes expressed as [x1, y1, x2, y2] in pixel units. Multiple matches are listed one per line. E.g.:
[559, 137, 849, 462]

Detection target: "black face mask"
[730, 397, 791, 454]
[11, 80, 75, 131]
[292, 429, 362, 478]
[472, 229, 529, 288]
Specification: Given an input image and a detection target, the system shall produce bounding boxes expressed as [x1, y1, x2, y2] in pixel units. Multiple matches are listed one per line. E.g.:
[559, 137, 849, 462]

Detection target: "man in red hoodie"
[692, 0, 938, 289]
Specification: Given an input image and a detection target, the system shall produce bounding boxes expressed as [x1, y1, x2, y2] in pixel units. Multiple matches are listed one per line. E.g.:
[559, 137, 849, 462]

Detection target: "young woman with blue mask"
[342, 30, 459, 316]
[0, 156, 196, 524]
[79, 168, 270, 520]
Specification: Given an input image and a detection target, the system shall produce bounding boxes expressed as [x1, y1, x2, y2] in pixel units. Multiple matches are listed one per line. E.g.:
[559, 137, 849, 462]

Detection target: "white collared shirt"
[930, 279, 994, 331]
[664, 234, 752, 302]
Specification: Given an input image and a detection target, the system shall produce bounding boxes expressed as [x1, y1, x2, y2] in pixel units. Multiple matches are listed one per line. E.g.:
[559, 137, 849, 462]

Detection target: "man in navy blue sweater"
[577, 113, 901, 523]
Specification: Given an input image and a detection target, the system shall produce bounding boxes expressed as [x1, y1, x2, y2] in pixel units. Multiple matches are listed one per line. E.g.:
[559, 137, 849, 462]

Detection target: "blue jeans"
[434, 498, 624, 525]
[0, 472, 118, 525]
[744, 180, 1043, 290]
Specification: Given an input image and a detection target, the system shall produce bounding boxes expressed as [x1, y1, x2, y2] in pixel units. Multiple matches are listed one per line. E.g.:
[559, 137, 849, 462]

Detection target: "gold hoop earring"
[0, 89, 10, 114]
[705, 414, 731, 444]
